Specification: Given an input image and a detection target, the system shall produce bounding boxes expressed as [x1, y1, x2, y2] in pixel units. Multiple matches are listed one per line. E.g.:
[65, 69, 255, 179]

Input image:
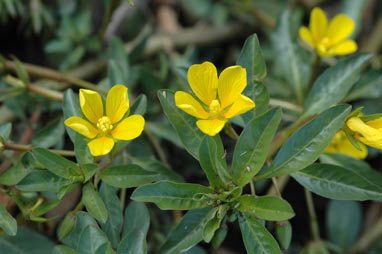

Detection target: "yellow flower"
[325, 130, 367, 159]
[64, 85, 145, 156]
[175, 62, 255, 136]
[299, 7, 357, 57]
[346, 116, 382, 149]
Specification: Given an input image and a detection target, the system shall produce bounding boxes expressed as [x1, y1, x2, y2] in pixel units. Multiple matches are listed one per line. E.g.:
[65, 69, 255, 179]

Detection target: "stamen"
[96, 116, 113, 133]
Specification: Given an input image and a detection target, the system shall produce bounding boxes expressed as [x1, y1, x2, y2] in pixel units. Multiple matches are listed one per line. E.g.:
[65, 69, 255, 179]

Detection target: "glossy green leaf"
[158, 90, 204, 160]
[326, 200, 362, 251]
[130, 94, 147, 116]
[53, 245, 77, 254]
[99, 183, 123, 248]
[131, 181, 214, 210]
[346, 69, 382, 101]
[256, 105, 351, 179]
[118, 228, 146, 254]
[58, 212, 76, 240]
[0, 155, 30, 186]
[123, 201, 150, 238]
[239, 214, 281, 254]
[232, 107, 281, 186]
[237, 195, 294, 221]
[291, 163, 382, 201]
[0, 122, 12, 141]
[62, 212, 98, 249]
[100, 164, 159, 188]
[159, 207, 215, 254]
[302, 53, 371, 119]
[33, 148, 77, 179]
[81, 164, 98, 182]
[63, 89, 93, 164]
[77, 225, 112, 254]
[17, 170, 69, 192]
[269, 8, 312, 104]
[211, 227, 228, 249]
[34, 200, 60, 217]
[31, 119, 65, 148]
[58, 183, 80, 200]
[0, 226, 55, 254]
[82, 183, 108, 223]
[203, 205, 227, 243]
[275, 221, 292, 250]
[199, 136, 229, 190]
[0, 203, 17, 236]
[129, 156, 184, 182]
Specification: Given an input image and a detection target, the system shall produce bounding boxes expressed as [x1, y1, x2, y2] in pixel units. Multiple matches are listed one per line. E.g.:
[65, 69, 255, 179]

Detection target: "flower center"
[209, 99, 223, 119]
[96, 116, 113, 133]
[317, 37, 331, 52]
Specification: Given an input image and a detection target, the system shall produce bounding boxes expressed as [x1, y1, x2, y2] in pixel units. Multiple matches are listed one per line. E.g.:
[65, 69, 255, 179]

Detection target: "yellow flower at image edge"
[175, 62, 255, 136]
[65, 85, 145, 156]
[299, 7, 357, 57]
[325, 130, 367, 159]
[347, 117, 382, 149]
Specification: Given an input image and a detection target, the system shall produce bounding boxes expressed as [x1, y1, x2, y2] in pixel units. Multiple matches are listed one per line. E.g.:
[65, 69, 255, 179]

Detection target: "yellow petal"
[79, 89, 104, 123]
[326, 14, 355, 45]
[332, 40, 357, 55]
[347, 117, 382, 149]
[357, 136, 382, 149]
[299, 26, 315, 47]
[338, 140, 368, 159]
[106, 84, 130, 124]
[366, 118, 382, 129]
[111, 115, 145, 140]
[309, 7, 327, 43]
[218, 65, 247, 109]
[196, 119, 226, 136]
[175, 91, 210, 119]
[88, 136, 114, 156]
[224, 95, 255, 119]
[187, 62, 218, 106]
[64, 116, 98, 139]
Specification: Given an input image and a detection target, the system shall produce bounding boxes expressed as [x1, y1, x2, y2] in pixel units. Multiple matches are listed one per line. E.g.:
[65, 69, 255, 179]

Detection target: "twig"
[349, 216, 382, 253]
[271, 177, 281, 197]
[305, 189, 320, 241]
[269, 98, 303, 113]
[3, 143, 75, 157]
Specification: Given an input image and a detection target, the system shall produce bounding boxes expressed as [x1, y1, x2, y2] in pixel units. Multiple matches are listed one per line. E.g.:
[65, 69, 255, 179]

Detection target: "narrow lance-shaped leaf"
[302, 53, 371, 119]
[131, 181, 214, 210]
[159, 207, 215, 254]
[16, 170, 70, 193]
[123, 201, 150, 238]
[232, 107, 281, 186]
[291, 163, 382, 201]
[256, 104, 351, 179]
[236, 195, 295, 221]
[239, 214, 281, 254]
[82, 183, 108, 223]
[158, 90, 204, 160]
[0, 203, 17, 236]
[118, 229, 146, 254]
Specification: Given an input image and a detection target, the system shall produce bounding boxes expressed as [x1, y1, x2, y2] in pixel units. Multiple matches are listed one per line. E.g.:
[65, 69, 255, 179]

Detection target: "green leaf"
[0, 226, 55, 254]
[0, 152, 33, 185]
[58, 212, 76, 240]
[129, 156, 184, 182]
[237, 33, 267, 82]
[131, 181, 214, 210]
[232, 107, 281, 186]
[0, 122, 12, 141]
[100, 164, 159, 188]
[53, 245, 78, 254]
[146, 121, 184, 148]
[158, 90, 204, 160]
[34, 200, 60, 216]
[82, 183, 108, 223]
[236, 195, 294, 221]
[275, 221, 292, 250]
[239, 214, 281, 254]
[33, 148, 78, 179]
[99, 183, 123, 248]
[251, 81, 270, 118]
[130, 94, 147, 116]
[81, 164, 98, 182]
[0, 203, 17, 236]
[118, 229, 146, 254]
[16, 170, 69, 192]
[291, 163, 382, 201]
[63, 89, 93, 164]
[302, 53, 371, 119]
[256, 105, 351, 179]
[203, 205, 227, 243]
[346, 69, 382, 101]
[269, 8, 312, 104]
[211, 227, 228, 249]
[326, 200, 362, 251]
[159, 207, 215, 254]
[10, 56, 30, 84]
[31, 119, 65, 148]
[199, 136, 230, 190]
[77, 225, 112, 254]
[62, 212, 98, 249]
[123, 201, 150, 238]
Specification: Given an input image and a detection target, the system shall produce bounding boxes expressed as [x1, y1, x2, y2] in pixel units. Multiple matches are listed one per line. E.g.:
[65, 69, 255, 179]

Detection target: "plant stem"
[304, 189, 320, 241]
[27, 84, 63, 101]
[73, 201, 84, 213]
[225, 123, 239, 140]
[144, 128, 168, 165]
[120, 188, 126, 208]
[271, 177, 281, 197]
[306, 55, 321, 93]
[4, 143, 75, 157]
[249, 181, 256, 195]
[98, 0, 121, 40]
[349, 218, 382, 253]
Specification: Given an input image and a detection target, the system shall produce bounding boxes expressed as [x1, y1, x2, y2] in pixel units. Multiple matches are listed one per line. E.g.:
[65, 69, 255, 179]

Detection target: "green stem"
[27, 84, 63, 101]
[304, 188, 320, 241]
[271, 177, 281, 197]
[98, 0, 121, 40]
[144, 128, 168, 165]
[249, 180, 256, 195]
[120, 188, 126, 208]
[4, 143, 75, 157]
[73, 201, 84, 213]
[225, 123, 239, 140]
[306, 55, 321, 93]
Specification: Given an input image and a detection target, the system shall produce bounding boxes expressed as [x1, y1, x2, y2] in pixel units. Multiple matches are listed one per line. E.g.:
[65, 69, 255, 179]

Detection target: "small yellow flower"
[175, 62, 255, 136]
[346, 116, 382, 149]
[299, 7, 357, 57]
[65, 85, 145, 156]
[325, 130, 367, 159]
